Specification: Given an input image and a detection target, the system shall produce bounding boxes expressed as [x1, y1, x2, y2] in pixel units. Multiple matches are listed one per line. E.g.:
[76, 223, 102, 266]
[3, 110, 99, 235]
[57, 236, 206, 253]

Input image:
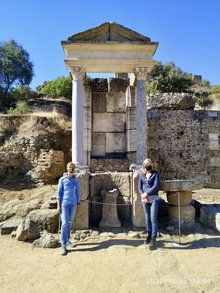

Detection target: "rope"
[83, 190, 184, 206]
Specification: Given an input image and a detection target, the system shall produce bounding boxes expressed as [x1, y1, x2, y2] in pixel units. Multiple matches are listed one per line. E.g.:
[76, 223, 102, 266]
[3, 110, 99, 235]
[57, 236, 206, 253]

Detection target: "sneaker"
[149, 237, 157, 250]
[144, 235, 152, 245]
[61, 246, 67, 256]
[67, 241, 77, 248]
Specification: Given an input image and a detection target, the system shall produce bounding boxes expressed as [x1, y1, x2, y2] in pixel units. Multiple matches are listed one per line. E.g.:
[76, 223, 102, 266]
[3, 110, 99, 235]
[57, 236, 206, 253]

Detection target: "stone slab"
[0, 219, 21, 235]
[93, 113, 125, 132]
[106, 92, 126, 112]
[159, 180, 203, 191]
[92, 93, 106, 112]
[106, 133, 126, 153]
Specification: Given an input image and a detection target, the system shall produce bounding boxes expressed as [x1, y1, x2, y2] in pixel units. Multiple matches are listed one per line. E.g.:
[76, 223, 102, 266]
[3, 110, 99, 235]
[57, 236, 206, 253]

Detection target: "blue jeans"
[141, 200, 159, 238]
[61, 205, 77, 247]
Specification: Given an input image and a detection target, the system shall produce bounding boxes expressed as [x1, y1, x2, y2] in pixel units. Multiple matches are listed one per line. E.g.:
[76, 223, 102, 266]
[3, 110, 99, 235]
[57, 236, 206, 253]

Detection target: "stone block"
[167, 191, 193, 206]
[209, 140, 219, 151]
[132, 200, 145, 228]
[209, 133, 219, 141]
[90, 159, 129, 173]
[0, 219, 21, 235]
[108, 78, 129, 92]
[93, 113, 125, 132]
[76, 172, 90, 201]
[106, 92, 126, 112]
[72, 201, 89, 230]
[90, 172, 131, 198]
[16, 219, 40, 241]
[200, 204, 220, 232]
[168, 205, 195, 223]
[92, 133, 106, 156]
[159, 180, 203, 191]
[89, 78, 108, 92]
[92, 93, 106, 112]
[28, 209, 59, 233]
[106, 133, 126, 153]
[210, 157, 220, 167]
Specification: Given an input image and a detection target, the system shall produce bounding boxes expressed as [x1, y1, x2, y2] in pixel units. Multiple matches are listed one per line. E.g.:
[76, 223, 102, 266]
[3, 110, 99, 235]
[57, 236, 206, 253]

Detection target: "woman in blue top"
[57, 162, 80, 255]
[138, 158, 160, 250]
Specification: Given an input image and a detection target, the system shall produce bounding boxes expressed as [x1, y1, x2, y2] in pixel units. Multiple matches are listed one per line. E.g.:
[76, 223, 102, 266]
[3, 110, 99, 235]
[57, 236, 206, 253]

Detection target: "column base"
[75, 164, 90, 173]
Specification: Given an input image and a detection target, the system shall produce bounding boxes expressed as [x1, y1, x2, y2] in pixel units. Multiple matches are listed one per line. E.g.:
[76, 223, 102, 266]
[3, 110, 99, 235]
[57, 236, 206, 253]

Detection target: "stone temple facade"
[61, 22, 158, 169]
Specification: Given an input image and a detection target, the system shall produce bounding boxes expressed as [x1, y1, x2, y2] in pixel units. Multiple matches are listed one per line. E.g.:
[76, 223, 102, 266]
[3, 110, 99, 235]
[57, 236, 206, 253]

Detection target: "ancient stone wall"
[147, 109, 220, 188]
[0, 115, 71, 184]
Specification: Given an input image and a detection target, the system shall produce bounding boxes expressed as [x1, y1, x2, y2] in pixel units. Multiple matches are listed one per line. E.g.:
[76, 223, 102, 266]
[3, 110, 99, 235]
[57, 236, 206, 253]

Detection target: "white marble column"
[70, 66, 85, 166]
[134, 67, 149, 166]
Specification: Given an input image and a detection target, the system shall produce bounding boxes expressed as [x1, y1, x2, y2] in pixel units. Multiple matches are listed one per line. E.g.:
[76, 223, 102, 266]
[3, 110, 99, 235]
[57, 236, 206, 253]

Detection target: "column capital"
[134, 67, 150, 80]
[70, 66, 85, 81]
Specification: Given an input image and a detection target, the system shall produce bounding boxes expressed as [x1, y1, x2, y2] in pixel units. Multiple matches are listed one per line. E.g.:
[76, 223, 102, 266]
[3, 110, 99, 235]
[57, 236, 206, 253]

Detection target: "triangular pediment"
[67, 22, 151, 43]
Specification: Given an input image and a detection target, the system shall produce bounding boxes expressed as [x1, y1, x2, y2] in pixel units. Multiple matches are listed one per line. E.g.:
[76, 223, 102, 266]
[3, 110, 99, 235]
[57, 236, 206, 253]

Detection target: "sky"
[0, 0, 220, 89]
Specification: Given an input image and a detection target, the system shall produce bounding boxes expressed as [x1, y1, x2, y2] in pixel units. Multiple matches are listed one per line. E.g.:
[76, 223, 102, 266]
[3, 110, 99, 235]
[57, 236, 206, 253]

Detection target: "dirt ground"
[0, 187, 220, 293]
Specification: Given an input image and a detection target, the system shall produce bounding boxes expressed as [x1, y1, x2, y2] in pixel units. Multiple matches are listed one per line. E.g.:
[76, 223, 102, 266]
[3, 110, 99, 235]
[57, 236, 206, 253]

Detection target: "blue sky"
[0, 0, 220, 89]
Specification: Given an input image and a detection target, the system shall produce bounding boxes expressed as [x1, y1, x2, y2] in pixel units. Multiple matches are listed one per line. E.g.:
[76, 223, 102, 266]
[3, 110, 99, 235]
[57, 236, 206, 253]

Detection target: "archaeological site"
[0, 22, 220, 237]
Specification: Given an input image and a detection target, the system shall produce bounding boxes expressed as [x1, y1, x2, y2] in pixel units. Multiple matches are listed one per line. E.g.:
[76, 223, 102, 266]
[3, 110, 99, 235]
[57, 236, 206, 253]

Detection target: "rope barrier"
[83, 191, 185, 206]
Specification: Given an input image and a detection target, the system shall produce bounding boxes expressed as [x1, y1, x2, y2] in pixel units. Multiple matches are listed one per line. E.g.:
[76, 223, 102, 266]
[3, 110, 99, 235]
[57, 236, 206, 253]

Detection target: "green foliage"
[201, 79, 210, 86]
[11, 86, 38, 101]
[0, 40, 34, 110]
[147, 62, 192, 94]
[7, 100, 28, 114]
[209, 85, 220, 94]
[38, 76, 72, 98]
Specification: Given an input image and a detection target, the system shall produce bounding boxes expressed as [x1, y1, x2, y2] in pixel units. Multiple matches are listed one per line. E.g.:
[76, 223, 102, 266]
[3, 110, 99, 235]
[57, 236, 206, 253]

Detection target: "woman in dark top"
[138, 158, 160, 250]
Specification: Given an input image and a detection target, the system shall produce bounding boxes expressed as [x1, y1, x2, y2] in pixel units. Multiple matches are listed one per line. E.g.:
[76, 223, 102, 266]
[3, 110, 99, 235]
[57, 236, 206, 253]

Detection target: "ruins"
[0, 22, 220, 231]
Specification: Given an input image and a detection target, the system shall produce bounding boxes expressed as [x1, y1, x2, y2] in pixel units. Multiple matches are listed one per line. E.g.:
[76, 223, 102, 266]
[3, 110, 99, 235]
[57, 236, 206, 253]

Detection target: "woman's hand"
[141, 193, 149, 203]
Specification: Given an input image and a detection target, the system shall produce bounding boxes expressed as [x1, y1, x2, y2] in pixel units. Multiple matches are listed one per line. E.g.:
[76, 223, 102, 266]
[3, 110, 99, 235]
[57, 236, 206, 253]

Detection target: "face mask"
[145, 165, 152, 171]
[67, 167, 74, 173]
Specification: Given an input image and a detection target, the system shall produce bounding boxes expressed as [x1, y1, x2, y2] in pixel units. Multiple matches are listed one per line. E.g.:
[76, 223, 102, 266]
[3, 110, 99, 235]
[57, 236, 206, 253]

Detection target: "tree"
[38, 76, 72, 98]
[0, 40, 34, 109]
[147, 61, 192, 94]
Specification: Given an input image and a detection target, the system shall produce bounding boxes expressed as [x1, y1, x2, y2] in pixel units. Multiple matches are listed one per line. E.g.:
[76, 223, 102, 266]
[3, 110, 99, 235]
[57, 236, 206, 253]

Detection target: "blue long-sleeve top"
[138, 171, 160, 196]
[57, 174, 80, 206]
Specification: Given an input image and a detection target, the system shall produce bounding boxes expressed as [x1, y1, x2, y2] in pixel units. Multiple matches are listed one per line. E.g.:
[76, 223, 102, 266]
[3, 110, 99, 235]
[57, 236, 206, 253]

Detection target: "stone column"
[134, 67, 149, 166]
[70, 66, 85, 166]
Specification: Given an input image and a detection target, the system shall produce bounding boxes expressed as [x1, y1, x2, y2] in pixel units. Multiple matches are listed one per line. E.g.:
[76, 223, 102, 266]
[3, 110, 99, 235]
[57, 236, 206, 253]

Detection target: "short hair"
[143, 158, 153, 167]
[66, 162, 76, 169]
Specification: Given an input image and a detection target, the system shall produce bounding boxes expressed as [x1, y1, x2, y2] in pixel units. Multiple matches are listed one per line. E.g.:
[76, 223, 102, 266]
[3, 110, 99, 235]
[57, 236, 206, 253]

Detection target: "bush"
[7, 100, 28, 114]
[11, 86, 38, 101]
[147, 62, 192, 94]
[209, 86, 220, 94]
[38, 76, 72, 98]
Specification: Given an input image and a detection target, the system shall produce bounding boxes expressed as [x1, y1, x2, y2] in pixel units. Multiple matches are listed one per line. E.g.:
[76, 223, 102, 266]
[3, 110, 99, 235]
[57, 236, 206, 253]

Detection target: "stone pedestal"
[72, 201, 89, 230]
[160, 180, 203, 223]
[99, 189, 121, 227]
[131, 170, 146, 227]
